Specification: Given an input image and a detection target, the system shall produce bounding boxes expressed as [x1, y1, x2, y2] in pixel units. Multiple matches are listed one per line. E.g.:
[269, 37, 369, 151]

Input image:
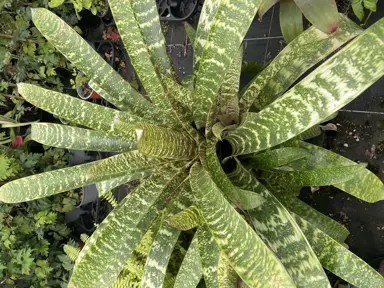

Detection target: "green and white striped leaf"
[31, 123, 136, 152]
[190, 163, 295, 287]
[230, 18, 384, 155]
[294, 125, 321, 141]
[294, 0, 339, 34]
[168, 205, 203, 231]
[31, 8, 156, 119]
[130, 0, 173, 76]
[295, 141, 384, 202]
[280, 0, 303, 43]
[219, 45, 242, 126]
[96, 171, 151, 198]
[136, 124, 198, 160]
[193, 0, 221, 72]
[197, 224, 220, 288]
[184, 22, 196, 47]
[243, 147, 310, 170]
[69, 164, 188, 287]
[217, 251, 238, 287]
[0, 151, 160, 203]
[262, 164, 366, 188]
[240, 14, 362, 112]
[173, 233, 202, 288]
[193, 0, 262, 123]
[141, 193, 193, 288]
[293, 214, 384, 288]
[228, 160, 331, 287]
[279, 196, 349, 242]
[18, 83, 141, 141]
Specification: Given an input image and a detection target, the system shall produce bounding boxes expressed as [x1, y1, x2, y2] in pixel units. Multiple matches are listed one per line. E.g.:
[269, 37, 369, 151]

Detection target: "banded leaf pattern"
[194, 0, 262, 123]
[293, 214, 384, 288]
[217, 251, 238, 288]
[173, 233, 203, 288]
[141, 193, 193, 288]
[240, 14, 362, 112]
[31, 123, 136, 152]
[228, 161, 330, 287]
[69, 165, 188, 287]
[197, 224, 220, 288]
[229, 19, 384, 155]
[18, 84, 141, 141]
[168, 205, 203, 231]
[190, 163, 295, 287]
[137, 124, 198, 160]
[31, 8, 156, 119]
[0, 152, 159, 203]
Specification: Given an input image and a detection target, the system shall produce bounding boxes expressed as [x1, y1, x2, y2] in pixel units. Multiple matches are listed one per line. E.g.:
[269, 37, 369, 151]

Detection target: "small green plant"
[48, 0, 107, 17]
[0, 145, 76, 287]
[0, 1, 383, 287]
[351, 0, 377, 24]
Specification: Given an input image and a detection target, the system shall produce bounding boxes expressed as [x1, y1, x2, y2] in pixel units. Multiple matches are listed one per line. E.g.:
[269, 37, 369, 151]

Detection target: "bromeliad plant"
[0, 0, 383, 287]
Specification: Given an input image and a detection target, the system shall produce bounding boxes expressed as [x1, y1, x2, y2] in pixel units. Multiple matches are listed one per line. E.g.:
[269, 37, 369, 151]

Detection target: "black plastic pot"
[97, 4, 115, 27]
[156, 0, 198, 21]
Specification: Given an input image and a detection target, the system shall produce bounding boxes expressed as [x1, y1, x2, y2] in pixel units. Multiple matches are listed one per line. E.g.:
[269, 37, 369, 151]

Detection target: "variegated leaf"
[136, 123, 198, 160]
[243, 147, 310, 170]
[96, 171, 151, 198]
[240, 14, 362, 112]
[197, 224, 220, 288]
[168, 205, 203, 231]
[230, 18, 384, 155]
[190, 163, 295, 287]
[173, 233, 203, 288]
[217, 251, 238, 288]
[31, 8, 156, 119]
[69, 164, 188, 287]
[0, 151, 160, 203]
[227, 160, 330, 287]
[234, 187, 266, 210]
[141, 192, 193, 288]
[194, 0, 262, 123]
[280, 0, 303, 43]
[296, 141, 384, 202]
[279, 196, 349, 242]
[262, 163, 366, 187]
[18, 83, 141, 141]
[293, 214, 384, 288]
[31, 123, 136, 152]
[193, 0, 221, 72]
[219, 45, 243, 126]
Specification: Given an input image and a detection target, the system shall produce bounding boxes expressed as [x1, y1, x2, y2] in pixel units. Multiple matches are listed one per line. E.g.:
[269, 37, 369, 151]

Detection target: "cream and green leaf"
[0, 1, 383, 287]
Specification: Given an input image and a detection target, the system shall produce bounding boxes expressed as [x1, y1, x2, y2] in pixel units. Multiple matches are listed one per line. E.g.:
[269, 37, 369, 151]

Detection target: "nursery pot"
[77, 184, 99, 207]
[156, 0, 198, 21]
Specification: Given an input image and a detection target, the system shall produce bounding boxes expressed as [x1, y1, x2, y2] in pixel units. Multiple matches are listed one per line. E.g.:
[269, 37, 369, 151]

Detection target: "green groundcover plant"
[0, 0, 383, 287]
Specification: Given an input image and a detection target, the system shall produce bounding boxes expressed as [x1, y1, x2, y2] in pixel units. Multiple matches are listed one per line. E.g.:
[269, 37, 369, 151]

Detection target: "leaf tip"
[328, 21, 340, 33]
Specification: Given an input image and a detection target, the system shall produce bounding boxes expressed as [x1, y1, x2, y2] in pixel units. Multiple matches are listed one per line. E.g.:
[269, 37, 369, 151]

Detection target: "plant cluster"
[0, 0, 383, 288]
[0, 144, 76, 287]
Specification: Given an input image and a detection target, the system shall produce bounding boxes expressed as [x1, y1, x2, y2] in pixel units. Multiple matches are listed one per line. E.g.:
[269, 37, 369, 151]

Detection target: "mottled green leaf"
[168, 205, 203, 231]
[141, 193, 192, 288]
[217, 252, 238, 288]
[280, 0, 303, 43]
[18, 83, 142, 141]
[0, 151, 160, 203]
[296, 141, 384, 202]
[228, 160, 330, 287]
[294, 0, 339, 34]
[70, 164, 188, 287]
[243, 147, 310, 170]
[219, 45, 242, 126]
[31, 8, 156, 120]
[240, 62, 264, 78]
[230, 19, 384, 155]
[262, 163, 366, 187]
[190, 163, 295, 287]
[136, 123, 198, 160]
[96, 171, 151, 198]
[234, 187, 266, 210]
[31, 123, 136, 152]
[173, 233, 202, 288]
[293, 214, 384, 288]
[294, 125, 321, 141]
[193, 0, 262, 123]
[240, 14, 362, 112]
[197, 224, 220, 288]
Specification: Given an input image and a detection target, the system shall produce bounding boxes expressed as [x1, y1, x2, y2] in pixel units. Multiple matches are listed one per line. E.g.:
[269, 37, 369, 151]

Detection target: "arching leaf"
[184, 22, 196, 47]
[280, 0, 303, 43]
[168, 205, 203, 231]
